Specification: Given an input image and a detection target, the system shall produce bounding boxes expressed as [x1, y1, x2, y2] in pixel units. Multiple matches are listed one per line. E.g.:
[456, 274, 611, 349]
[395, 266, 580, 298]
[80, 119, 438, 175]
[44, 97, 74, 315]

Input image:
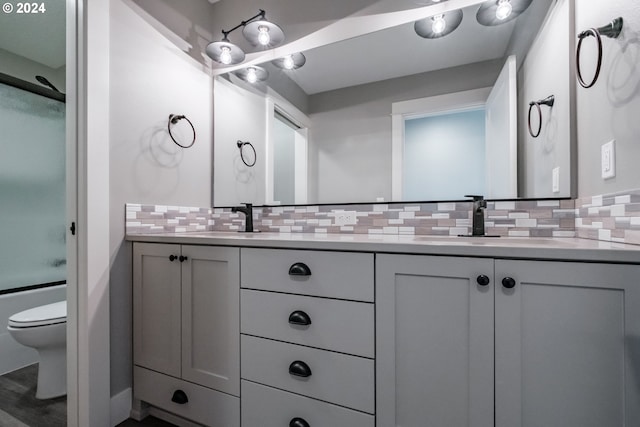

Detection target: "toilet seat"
[8, 301, 66, 328]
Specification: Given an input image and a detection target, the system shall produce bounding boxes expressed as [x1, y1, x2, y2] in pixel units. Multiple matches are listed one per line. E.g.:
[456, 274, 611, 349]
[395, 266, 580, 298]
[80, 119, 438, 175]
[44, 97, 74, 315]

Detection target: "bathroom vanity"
[128, 232, 640, 427]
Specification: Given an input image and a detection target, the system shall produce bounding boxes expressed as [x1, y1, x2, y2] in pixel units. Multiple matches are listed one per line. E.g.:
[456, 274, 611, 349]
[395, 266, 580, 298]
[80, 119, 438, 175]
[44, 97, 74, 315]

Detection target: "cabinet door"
[376, 254, 495, 427]
[495, 260, 640, 427]
[181, 245, 240, 396]
[133, 243, 182, 377]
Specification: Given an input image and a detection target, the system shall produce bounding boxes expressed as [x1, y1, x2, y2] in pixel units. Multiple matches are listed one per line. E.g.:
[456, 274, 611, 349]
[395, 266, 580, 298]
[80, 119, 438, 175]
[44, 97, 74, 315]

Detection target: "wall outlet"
[552, 167, 560, 193]
[601, 140, 616, 179]
[334, 211, 357, 226]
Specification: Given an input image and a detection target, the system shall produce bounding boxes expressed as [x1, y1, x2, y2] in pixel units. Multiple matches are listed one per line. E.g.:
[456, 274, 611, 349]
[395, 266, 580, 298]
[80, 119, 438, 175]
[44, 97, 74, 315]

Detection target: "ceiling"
[0, 1, 66, 69]
[225, 0, 553, 95]
[288, 3, 517, 94]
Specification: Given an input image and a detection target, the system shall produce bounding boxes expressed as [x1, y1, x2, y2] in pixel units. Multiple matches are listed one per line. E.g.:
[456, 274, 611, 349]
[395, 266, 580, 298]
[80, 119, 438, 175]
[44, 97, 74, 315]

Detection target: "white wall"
[308, 59, 503, 203]
[108, 0, 214, 415]
[575, 0, 640, 197]
[213, 77, 267, 206]
[518, 0, 574, 198]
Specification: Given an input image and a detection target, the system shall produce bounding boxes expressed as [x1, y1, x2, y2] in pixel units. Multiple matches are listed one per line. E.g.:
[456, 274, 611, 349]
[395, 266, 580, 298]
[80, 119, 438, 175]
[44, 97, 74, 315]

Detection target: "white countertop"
[126, 231, 640, 264]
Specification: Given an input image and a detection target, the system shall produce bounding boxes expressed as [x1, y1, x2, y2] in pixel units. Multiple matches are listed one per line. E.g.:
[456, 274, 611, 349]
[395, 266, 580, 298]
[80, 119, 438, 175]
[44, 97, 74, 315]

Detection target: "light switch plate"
[552, 167, 560, 193]
[601, 140, 616, 179]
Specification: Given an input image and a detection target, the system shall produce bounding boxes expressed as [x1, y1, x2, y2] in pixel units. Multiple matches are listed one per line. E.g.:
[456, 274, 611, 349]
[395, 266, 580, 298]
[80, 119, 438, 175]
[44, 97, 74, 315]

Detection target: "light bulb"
[283, 55, 295, 70]
[257, 26, 271, 46]
[219, 46, 232, 65]
[431, 14, 447, 35]
[246, 68, 258, 83]
[496, 0, 513, 20]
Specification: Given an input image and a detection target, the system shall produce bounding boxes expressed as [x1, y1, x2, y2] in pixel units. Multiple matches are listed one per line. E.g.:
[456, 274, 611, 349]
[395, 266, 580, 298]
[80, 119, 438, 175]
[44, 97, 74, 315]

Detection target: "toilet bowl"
[7, 300, 66, 399]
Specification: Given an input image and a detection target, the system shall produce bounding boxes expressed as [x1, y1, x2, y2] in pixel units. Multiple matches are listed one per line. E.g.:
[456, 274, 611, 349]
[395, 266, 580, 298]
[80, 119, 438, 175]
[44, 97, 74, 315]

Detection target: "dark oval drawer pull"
[476, 275, 490, 286]
[171, 389, 188, 405]
[289, 262, 311, 276]
[179, 255, 188, 262]
[169, 255, 177, 262]
[502, 277, 516, 289]
[289, 310, 312, 326]
[289, 360, 312, 378]
[290, 418, 310, 427]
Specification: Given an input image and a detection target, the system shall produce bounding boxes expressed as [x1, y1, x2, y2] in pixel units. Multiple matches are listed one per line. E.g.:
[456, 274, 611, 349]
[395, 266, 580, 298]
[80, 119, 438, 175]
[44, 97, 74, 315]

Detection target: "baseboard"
[148, 407, 203, 427]
[110, 387, 132, 427]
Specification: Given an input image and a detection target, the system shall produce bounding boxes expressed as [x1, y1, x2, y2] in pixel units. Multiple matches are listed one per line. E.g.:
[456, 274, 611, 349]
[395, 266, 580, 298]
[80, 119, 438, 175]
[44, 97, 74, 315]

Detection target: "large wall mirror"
[213, 0, 576, 206]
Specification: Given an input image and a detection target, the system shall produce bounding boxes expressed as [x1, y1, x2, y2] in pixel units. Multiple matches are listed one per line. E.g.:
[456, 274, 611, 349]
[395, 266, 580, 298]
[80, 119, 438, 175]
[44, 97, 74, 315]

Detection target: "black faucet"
[465, 195, 487, 236]
[231, 203, 254, 232]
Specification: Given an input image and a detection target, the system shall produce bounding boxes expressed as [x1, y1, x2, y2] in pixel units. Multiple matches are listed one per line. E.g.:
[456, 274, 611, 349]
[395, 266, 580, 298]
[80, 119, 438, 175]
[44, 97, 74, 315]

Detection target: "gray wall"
[517, 0, 574, 198]
[307, 59, 503, 203]
[575, 0, 640, 197]
[109, 0, 214, 398]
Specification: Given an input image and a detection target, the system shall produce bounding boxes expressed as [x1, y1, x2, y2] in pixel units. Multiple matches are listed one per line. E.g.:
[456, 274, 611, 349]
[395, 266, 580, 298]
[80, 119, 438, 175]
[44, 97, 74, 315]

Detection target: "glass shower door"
[0, 82, 66, 292]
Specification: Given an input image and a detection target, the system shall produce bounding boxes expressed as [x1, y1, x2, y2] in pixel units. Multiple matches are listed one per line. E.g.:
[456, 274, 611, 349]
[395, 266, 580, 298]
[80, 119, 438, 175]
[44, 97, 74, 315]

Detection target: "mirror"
[213, 0, 575, 206]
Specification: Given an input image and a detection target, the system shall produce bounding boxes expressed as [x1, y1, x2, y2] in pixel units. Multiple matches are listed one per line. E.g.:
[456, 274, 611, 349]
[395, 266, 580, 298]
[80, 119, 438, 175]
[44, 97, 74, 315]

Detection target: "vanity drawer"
[241, 335, 375, 414]
[134, 366, 239, 427]
[241, 289, 374, 358]
[241, 380, 375, 427]
[240, 248, 374, 302]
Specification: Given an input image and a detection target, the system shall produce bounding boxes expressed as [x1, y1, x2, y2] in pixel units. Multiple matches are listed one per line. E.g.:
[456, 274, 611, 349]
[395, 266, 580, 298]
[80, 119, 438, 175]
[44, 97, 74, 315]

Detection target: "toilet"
[7, 300, 66, 399]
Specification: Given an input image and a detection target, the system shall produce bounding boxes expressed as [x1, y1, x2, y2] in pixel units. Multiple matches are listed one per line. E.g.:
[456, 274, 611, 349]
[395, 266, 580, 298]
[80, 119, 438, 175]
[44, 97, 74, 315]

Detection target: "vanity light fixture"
[414, 9, 463, 39]
[235, 66, 269, 83]
[206, 9, 285, 65]
[476, 0, 532, 26]
[272, 52, 307, 70]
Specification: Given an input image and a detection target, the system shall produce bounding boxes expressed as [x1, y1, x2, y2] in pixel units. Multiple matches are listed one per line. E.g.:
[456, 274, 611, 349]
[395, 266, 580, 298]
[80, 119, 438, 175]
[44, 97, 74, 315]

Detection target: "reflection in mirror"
[213, 0, 574, 206]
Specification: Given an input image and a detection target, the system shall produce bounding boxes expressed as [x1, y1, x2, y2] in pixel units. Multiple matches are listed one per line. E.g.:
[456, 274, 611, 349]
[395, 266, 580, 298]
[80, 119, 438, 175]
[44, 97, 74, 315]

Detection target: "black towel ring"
[237, 140, 257, 167]
[168, 114, 196, 148]
[528, 95, 555, 138]
[576, 17, 623, 89]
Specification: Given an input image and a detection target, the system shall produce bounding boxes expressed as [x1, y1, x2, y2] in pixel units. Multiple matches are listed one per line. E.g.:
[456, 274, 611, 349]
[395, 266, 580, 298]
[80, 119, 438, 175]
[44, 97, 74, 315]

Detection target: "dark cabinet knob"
[289, 360, 312, 378]
[289, 310, 312, 326]
[502, 277, 516, 289]
[476, 275, 490, 286]
[171, 389, 188, 405]
[169, 255, 177, 262]
[290, 418, 310, 427]
[179, 255, 188, 262]
[289, 262, 311, 276]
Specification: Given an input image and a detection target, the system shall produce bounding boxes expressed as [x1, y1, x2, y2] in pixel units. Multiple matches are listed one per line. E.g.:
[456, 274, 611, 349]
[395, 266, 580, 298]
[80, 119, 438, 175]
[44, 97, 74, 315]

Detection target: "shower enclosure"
[0, 72, 66, 374]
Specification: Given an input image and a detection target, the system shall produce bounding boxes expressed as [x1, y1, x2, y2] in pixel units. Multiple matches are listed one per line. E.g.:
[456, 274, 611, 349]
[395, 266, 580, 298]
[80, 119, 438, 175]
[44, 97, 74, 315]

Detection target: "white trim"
[391, 88, 492, 202]
[66, 0, 79, 425]
[294, 128, 308, 204]
[75, 0, 111, 425]
[110, 388, 132, 426]
[265, 98, 275, 204]
[392, 87, 492, 117]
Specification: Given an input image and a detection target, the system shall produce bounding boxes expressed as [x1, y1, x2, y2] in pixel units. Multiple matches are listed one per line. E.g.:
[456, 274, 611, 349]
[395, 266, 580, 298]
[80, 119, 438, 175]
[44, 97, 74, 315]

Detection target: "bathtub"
[0, 283, 66, 375]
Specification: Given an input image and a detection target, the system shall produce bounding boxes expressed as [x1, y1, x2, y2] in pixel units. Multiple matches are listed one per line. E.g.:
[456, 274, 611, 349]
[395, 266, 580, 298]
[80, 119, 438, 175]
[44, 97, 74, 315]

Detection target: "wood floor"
[116, 416, 176, 426]
[0, 364, 177, 427]
[0, 364, 66, 427]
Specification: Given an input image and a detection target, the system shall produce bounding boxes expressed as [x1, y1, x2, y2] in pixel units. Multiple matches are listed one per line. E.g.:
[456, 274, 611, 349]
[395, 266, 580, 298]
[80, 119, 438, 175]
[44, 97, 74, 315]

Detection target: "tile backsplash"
[126, 199, 576, 238]
[575, 189, 640, 245]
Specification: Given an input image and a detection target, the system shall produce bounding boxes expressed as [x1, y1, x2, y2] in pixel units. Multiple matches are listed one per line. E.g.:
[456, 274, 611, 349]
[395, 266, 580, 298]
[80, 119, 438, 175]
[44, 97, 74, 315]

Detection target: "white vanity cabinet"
[376, 254, 640, 427]
[239, 248, 376, 427]
[132, 242, 240, 427]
